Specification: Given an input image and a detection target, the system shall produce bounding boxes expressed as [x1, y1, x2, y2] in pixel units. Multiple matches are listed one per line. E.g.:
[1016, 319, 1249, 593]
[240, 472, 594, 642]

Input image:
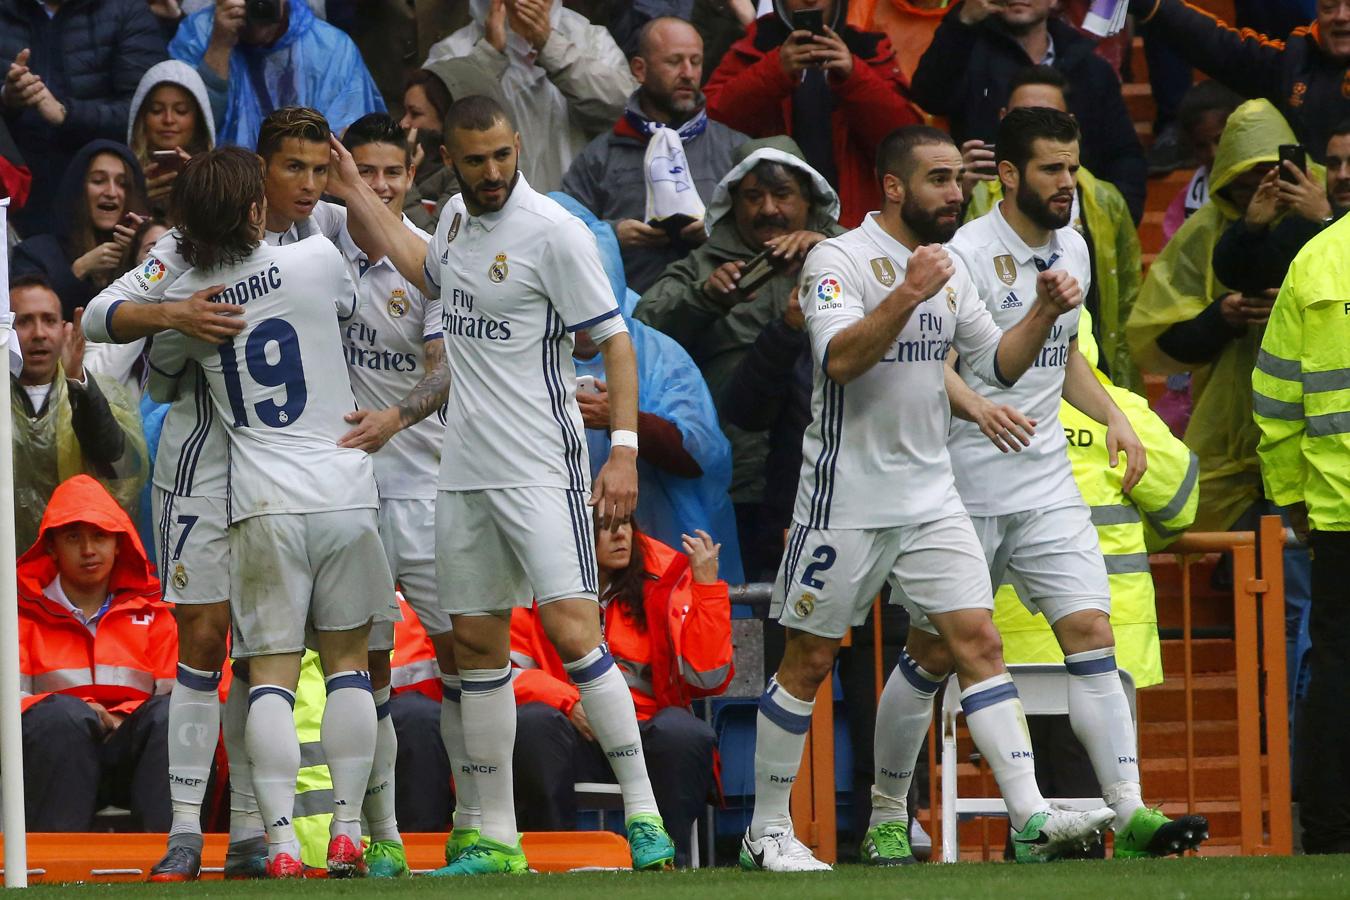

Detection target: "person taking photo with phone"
[126, 60, 215, 216]
[702, 0, 921, 228]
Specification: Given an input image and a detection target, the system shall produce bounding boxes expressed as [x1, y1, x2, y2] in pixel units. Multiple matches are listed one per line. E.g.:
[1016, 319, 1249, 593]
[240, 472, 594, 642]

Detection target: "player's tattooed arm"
[398, 337, 451, 429]
[339, 338, 450, 453]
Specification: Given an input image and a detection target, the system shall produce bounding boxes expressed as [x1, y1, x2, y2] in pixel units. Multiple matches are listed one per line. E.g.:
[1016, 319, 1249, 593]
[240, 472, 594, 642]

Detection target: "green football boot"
[860, 820, 917, 866]
[627, 814, 676, 871]
[1114, 807, 1209, 859]
[365, 840, 410, 878]
[427, 836, 528, 876]
[1013, 806, 1116, 863]
[444, 826, 482, 865]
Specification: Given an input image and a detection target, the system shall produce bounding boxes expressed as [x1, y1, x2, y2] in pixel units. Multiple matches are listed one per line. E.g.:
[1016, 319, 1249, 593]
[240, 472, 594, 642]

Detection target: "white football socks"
[459, 666, 517, 845]
[749, 676, 814, 839]
[246, 685, 301, 861]
[1064, 648, 1144, 829]
[440, 674, 482, 830]
[321, 671, 377, 845]
[363, 684, 401, 844]
[167, 663, 221, 844]
[871, 653, 942, 828]
[564, 645, 659, 822]
[223, 671, 264, 845]
[960, 673, 1045, 831]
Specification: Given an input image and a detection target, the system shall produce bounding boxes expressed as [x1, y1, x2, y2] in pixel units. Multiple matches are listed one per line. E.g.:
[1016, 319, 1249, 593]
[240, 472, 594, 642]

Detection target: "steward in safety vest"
[1252, 215, 1350, 854]
[17, 474, 176, 830]
[995, 313, 1199, 688]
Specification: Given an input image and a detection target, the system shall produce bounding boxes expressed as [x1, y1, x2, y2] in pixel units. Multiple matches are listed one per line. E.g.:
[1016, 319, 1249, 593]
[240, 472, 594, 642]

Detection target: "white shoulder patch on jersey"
[813, 273, 846, 310]
[132, 256, 169, 293]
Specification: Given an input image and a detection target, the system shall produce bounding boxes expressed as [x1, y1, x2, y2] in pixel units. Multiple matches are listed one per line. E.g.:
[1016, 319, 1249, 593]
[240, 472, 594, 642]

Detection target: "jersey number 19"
[219, 318, 309, 428]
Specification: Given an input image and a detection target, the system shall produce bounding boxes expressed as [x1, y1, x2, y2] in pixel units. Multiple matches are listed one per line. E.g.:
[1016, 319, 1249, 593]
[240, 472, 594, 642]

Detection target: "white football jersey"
[165, 236, 378, 520]
[87, 231, 228, 500]
[267, 199, 347, 246]
[946, 203, 1090, 517]
[338, 216, 444, 500]
[424, 175, 626, 492]
[792, 214, 1010, 530]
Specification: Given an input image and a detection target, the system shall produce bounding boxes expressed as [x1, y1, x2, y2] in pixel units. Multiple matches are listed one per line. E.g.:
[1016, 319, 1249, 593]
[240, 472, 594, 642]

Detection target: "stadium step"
[1140, 718, 1241, 758]
[1160, 637, 1236, 675]
[1138, 674, 1237, 722]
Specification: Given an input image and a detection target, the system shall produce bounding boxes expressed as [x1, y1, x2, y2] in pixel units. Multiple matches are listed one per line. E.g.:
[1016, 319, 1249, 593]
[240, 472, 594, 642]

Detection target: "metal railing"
[786, 515, 1293, 862]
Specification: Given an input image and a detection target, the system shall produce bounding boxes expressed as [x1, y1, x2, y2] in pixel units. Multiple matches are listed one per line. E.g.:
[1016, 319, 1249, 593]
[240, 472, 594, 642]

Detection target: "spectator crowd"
[6, 0, 1350, 866]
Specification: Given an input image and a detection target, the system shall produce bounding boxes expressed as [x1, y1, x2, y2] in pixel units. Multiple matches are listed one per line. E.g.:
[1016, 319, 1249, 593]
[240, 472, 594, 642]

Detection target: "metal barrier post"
[1258, 516, 1293, 855]
[1231, 540, 1265, 854]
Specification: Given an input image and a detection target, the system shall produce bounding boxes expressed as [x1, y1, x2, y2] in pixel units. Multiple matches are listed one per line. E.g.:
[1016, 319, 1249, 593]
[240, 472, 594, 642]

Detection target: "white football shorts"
[435, 487, 598, 615]
[228, 509, 398, 658]
[971, 500, 1112, 625]
[369, 497, 450, 652]
[153, 489, 230, 605]
[773, 515, 995, 640]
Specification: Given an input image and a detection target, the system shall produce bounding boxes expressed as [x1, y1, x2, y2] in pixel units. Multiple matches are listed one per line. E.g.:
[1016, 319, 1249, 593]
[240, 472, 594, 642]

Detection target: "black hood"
[52, 139, 146, 244]
[754, 0, 884, 57]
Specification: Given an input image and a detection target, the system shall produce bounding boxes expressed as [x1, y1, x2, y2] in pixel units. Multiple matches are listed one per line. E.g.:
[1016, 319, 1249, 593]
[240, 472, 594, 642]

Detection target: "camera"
[245, 0, 282, 27]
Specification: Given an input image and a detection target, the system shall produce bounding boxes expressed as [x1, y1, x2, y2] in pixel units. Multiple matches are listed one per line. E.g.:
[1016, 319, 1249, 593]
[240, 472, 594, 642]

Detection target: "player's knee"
[906, 629, 954, 677]
[367, 650, 392, 689]
[949, 619, 1004, 672]
[1054, 609, 1115, 655]
[780, 635, 838, 694]
[174, 603, 230, 670]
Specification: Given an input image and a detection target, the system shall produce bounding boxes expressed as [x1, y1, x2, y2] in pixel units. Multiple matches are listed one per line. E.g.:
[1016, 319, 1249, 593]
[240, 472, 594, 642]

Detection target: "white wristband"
[611, 429, 638, 450]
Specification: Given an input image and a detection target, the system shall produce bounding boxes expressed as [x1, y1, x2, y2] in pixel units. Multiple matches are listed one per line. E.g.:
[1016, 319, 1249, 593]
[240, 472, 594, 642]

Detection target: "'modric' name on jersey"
[337, 217, 444, 501]
[946, 203, 1090, 518]
[792, 214, 1012, 531]
[172, 235, 379, 521]
[423, 175, 627, 493]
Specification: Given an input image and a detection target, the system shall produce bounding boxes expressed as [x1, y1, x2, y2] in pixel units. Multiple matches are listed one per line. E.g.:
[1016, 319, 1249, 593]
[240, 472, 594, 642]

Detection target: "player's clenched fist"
[1035, 269, 1081, 314]
[899, 244, 954, 302]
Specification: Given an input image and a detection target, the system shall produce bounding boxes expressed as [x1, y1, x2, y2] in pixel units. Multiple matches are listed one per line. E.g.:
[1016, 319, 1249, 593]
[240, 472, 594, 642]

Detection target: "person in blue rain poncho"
[169, 0, 385, 149]
[552, 192, 744, 583]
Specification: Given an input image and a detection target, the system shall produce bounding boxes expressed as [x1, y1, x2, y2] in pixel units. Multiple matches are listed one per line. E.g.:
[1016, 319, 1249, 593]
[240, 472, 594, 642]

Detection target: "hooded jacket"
[17, 475, 174, 716]
[1132, 0, 1350, 164]
[703, 0, 920, 227]
[125, 59, 217, 154]
[509, 533, 733, 720]
[561, 94, 747, 294]
[910, 1, 1147, 222]
[425, 0, 635, 193]
[1127, 99, 1303, 531]
[552, 192, 744, 583]
[634, 137, 845, 504]
[11, 139, 147, 318]
[0, 0, 165, 235]
[169, 0, 385, 149]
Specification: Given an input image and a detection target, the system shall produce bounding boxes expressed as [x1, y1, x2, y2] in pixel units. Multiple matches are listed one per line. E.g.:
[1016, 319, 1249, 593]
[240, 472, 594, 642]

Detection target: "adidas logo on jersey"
[1000, 292, 1023, 310]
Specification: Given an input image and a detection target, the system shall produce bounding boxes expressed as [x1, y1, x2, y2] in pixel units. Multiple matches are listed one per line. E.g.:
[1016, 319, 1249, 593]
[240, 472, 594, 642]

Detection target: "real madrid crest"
[993, 254, 1017, 286]
[387, 289, 409, 318]
[489, 252, 509, 283]
[794, 592, 816, 619]
[172, 563, 189, 590]
[869, 257, 896, 287]
[945, 285, 957, 312]
[447, 212, 462, 243]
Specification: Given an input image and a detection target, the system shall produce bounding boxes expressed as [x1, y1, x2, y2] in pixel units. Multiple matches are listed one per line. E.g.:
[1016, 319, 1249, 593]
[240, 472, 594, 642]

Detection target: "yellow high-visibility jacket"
[291, 652, 334, 869]
[996, 316, 1198, 688]
[1253, 216, 1350, 532]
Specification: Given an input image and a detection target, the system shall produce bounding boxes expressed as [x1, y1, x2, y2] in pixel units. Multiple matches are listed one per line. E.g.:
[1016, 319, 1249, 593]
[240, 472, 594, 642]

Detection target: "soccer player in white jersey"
[744, 125, 1115, 873]
[329, 113, 456, 878]
[82, 107, 371, 882]
[325, 94, 677, 875]
[165, 147, 396, 878]
[924, 107, 1205, 858]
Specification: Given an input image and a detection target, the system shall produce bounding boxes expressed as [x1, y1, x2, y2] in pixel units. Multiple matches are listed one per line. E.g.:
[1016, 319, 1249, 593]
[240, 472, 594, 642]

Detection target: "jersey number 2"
[801, 545, 837, 589]
[219, 319, 309, 428]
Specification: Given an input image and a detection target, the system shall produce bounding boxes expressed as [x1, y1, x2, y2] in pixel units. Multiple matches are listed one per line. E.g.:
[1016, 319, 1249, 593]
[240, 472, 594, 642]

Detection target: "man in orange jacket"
[16, 474, 178, 831]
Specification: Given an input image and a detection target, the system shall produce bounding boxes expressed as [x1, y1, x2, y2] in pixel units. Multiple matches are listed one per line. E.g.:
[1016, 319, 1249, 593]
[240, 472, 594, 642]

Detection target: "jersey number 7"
[218, 319, 309, 428]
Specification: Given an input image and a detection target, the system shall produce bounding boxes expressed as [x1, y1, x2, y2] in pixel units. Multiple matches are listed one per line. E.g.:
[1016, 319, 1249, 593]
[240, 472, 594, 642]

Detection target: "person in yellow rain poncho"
[1252, 215, 1350, 854]
[1126, 98, 1321, 535]
[990, 311, 1198, 857]
[965, 66, 1144, 396]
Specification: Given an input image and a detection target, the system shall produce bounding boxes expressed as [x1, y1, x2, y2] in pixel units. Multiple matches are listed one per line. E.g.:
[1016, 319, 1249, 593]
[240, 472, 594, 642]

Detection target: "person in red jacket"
[702, 0, 922, 227]
[510, 525, 732, 865]
[16, 474, 178, 831]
